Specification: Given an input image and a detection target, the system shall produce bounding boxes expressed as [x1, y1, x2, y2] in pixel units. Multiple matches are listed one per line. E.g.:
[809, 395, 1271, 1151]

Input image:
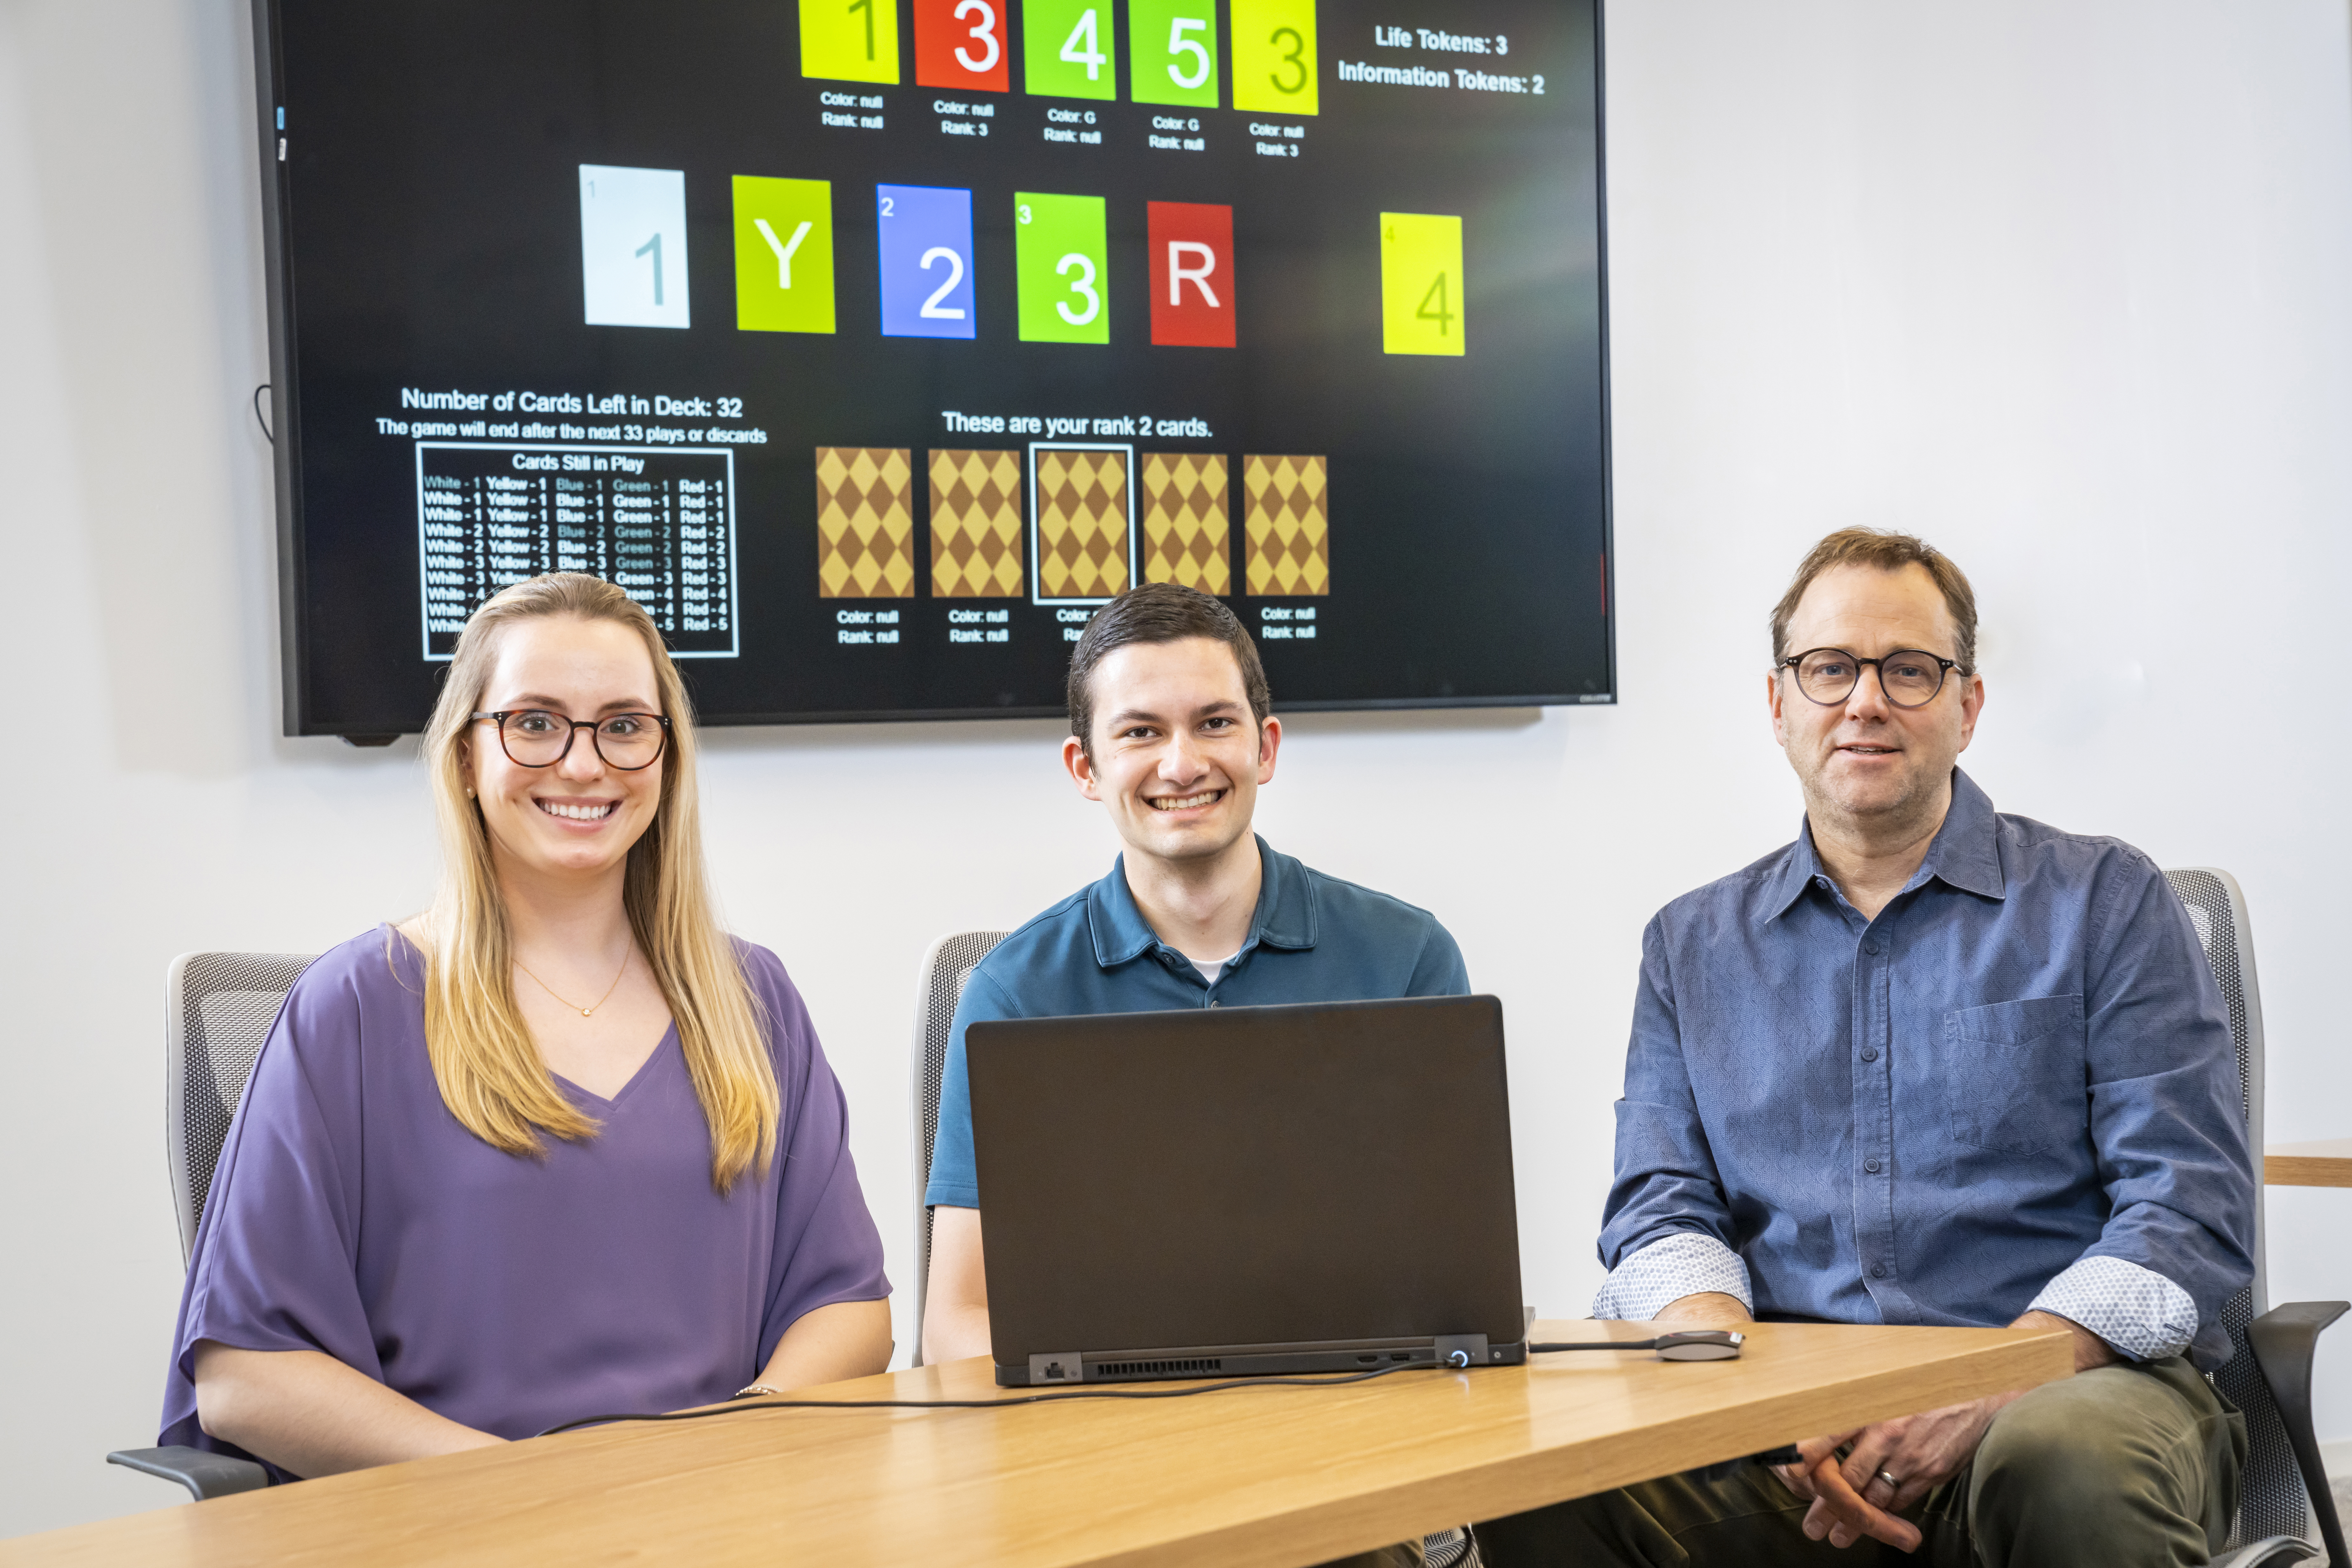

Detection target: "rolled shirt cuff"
[1421, 1528, 1471, 1567]
[1591, 1232, 1755, 1322]
[2025, 1255, 2200, 1363]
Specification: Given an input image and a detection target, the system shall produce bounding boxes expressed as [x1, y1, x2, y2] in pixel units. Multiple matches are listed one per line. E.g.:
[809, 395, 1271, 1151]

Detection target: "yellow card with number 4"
[1380, 212, 1464, 356]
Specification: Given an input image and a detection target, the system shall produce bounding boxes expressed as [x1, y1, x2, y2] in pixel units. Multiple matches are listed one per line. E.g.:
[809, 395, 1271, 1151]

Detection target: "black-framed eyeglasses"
[1777, 648, 1966, 710]
[470, 710, 671, 770]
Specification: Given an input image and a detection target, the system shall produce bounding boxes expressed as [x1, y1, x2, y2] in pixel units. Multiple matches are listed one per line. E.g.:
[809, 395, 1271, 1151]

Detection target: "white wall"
[4, 0, 2348, 1540]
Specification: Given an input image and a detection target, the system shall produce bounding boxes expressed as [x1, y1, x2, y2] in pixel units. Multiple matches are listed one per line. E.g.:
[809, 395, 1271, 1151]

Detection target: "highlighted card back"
[1032, 444, 1134, 601]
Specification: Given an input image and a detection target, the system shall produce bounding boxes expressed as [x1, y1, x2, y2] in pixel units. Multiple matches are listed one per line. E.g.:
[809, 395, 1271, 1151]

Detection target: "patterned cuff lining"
[2026, 1255, 2199, 1363]
[1591, 1233, 1754, 1321]
[1423, 1527, 1472, 1567]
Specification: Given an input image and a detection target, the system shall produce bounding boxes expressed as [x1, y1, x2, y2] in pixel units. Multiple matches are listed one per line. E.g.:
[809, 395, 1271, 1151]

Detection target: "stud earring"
[465, 788, 476, 798]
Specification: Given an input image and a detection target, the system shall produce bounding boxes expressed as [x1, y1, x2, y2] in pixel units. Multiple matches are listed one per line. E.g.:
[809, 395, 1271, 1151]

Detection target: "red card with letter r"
[1148, 201, 1235, 348]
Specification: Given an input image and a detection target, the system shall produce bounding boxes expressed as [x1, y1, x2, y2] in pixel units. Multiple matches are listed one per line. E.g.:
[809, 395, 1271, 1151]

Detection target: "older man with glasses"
[1479, 529, 2256, 1568]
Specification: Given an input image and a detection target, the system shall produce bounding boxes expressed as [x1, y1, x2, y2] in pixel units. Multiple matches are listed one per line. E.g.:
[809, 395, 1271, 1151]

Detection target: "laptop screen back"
[968, 994, 1523, 1364]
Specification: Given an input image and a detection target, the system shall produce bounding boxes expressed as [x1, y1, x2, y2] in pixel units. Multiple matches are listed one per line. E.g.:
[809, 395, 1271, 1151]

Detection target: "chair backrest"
[166, 952, 317, 1265]
[2162, 868, 2309, 1548]
[908, 930, 1008, 1363]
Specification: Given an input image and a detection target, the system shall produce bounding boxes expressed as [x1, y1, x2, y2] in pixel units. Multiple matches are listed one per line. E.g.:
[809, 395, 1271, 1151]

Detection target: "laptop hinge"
[1028, 1352, 1085, 1384]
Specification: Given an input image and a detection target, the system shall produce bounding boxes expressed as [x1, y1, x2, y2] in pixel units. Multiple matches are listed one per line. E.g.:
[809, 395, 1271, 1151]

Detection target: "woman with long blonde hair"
[158, 575, 890, 1477]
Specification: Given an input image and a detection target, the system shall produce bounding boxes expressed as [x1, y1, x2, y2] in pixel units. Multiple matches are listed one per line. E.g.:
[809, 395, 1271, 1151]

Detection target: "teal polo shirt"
[923, 836, 1471, 1209]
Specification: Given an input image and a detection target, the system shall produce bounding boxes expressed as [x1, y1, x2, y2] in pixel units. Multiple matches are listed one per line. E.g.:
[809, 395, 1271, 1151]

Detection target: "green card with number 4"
[1024, 0, 1117, 100]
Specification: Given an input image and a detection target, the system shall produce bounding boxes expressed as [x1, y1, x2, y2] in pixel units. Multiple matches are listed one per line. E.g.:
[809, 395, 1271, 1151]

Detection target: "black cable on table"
[537, 1359, 1426, 1437]
[541, 1338, 1757, 1439]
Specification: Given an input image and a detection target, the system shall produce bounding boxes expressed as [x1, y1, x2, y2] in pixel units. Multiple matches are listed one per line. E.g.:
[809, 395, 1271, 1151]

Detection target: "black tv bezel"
[247, 0, 1615, 742]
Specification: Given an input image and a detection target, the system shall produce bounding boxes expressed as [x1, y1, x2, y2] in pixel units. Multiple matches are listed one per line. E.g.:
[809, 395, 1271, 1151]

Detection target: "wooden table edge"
[2264, 1139, 2352, 1188]
[1112, 1323, 2077, 1568]
[0, 1324, 2076, 1568]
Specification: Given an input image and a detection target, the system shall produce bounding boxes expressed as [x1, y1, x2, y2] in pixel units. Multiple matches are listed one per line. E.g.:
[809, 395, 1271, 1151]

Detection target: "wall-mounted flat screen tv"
[253, 0, 1611, 736]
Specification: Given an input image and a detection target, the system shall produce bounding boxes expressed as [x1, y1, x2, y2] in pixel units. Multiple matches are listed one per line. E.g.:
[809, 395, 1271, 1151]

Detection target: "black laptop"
[967, 993, 1527, 1386]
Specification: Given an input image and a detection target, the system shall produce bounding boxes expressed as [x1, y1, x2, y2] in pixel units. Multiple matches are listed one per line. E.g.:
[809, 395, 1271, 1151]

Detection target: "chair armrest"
[2246, 1300, 2348, 1568]
[106, 1445, 271, 1500]
[2209, 1539, 2320, 1568]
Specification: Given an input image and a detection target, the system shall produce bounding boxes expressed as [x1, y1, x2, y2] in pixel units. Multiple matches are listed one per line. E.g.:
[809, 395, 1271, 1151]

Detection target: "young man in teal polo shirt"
[921, 582, 1470, 1364]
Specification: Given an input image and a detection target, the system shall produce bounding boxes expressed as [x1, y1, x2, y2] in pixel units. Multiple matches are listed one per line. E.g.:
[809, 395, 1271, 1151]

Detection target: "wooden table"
[2265, 1139, 2352, 1188]
[1, 1320, 2070, 1567]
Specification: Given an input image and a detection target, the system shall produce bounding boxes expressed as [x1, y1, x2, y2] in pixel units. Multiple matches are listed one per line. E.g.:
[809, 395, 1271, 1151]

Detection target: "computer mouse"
[1655, 1329, 1744, 1361]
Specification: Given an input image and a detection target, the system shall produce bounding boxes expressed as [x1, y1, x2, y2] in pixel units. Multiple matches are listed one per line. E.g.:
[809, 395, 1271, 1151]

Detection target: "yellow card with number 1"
[800, 0, 899, 83]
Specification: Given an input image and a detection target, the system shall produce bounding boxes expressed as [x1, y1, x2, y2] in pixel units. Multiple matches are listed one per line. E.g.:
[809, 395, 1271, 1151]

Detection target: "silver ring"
[1874, 1469, 1900, 1491]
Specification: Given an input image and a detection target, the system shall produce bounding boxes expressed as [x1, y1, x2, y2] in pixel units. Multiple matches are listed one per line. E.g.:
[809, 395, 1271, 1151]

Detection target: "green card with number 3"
[1014, 192, 1111, 344]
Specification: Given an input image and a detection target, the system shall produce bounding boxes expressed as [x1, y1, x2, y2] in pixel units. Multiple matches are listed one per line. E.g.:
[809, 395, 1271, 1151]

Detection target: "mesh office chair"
[2165, 869, 2346, 1568]
[107, 952, 318, 1501]
[909, 930, 1009, 1363]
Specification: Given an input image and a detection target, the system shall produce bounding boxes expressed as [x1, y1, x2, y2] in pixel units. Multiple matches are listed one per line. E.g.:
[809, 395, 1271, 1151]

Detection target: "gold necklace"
[514, 949, 632, 1018]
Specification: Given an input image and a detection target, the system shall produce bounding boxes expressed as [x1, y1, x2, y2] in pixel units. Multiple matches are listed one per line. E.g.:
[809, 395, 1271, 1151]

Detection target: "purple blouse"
[160, 927, 888, 1465]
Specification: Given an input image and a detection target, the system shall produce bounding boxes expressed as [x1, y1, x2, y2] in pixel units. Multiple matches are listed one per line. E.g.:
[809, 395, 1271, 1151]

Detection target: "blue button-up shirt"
[924, 837, 1470, 1209]
[1593, 770, 2255, 1369]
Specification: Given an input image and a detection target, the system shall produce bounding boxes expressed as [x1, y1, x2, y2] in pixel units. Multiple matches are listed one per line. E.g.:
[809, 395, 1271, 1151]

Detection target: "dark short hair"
[1771, 528, 1979, 673]
[1066, 583, 1272, 756]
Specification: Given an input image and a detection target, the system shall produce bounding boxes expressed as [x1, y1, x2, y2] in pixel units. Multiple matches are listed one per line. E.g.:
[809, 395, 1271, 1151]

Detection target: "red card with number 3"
[914, 0, 1009, 91]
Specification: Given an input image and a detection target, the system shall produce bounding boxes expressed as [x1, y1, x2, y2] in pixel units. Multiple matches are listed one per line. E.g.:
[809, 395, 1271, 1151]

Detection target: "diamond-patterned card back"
[1033, 447, 1133, 600]
[930, 449, 1025, 597]
[815, 447, 915, 597]
[1243, 454, 1329, 596]
[1141, 453, 1231, 595]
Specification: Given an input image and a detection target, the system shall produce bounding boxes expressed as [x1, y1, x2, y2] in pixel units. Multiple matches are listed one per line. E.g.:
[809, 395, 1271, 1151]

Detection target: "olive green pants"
[1475, 1357, 2245, 1567]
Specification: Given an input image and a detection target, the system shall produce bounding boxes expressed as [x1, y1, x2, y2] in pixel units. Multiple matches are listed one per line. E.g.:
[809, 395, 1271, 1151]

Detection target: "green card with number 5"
[1129, 0, 1218, 108]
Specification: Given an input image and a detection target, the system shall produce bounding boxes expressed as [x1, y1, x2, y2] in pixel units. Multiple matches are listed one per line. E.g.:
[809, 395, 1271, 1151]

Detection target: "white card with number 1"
[580, 164, 690, 329]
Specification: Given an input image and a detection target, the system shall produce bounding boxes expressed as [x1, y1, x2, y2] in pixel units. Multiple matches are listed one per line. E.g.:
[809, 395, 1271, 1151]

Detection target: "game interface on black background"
[258, 0, 1610, 733]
